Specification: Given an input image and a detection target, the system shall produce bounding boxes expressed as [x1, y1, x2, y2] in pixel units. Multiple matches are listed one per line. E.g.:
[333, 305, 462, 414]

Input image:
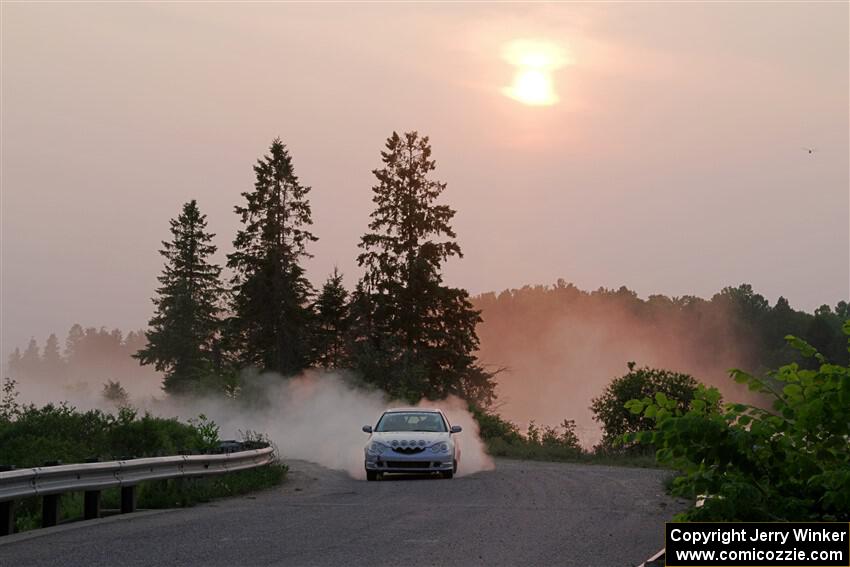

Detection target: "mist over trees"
[475, 282, 849, 373]
[6, 325, 158, 400]
[472, 280, 849, 440]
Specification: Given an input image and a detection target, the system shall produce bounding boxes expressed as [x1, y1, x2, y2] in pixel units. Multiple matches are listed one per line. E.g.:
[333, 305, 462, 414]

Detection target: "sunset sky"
[2, 2, 848, 359]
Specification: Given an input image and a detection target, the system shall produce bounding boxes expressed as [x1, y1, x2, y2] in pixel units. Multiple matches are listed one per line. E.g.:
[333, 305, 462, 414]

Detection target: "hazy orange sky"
[2, 2, 848, 359]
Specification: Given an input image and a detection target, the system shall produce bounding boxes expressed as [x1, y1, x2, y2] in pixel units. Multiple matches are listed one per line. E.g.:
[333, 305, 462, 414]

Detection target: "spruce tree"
[227, 138, 317, 376]
[135, 200, 223, 395]
[6, 348, 22, 380]
[64, 324, 84, 363]
[42, 333, 65, 378]
[312, 268, 350, 369]
[353, 131, 495, 405]
[20, 338, 41, 380]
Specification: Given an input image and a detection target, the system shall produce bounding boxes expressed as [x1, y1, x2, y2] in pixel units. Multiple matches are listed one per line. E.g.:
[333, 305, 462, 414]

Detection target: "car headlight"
[368, 442, 388, 455]
[430, 443, 449, 453]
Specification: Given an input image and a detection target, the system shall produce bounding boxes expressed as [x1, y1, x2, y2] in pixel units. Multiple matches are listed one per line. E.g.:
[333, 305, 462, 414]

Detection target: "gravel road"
[0, 458, 685, 567]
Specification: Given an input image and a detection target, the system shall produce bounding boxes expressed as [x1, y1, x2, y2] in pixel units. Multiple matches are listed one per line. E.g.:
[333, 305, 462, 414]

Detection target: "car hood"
[369, 431, 451, 446]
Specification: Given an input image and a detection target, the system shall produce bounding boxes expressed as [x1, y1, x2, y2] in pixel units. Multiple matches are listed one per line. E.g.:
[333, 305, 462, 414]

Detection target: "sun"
[501, 39, 570, 107]
[506, 69, 558, 106]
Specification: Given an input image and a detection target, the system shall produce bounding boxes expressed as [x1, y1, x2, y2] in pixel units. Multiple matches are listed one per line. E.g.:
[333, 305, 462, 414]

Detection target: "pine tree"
[353, 131, 495, 405]
[64, 324, 85, 363]
[135, 200, 223, 395]
[226, 138, 317, 376]
[6, 348, 22, 380]
[312, 268, 350, 369]
[20, 338, 41, 379]
[42, 333, 65, 378]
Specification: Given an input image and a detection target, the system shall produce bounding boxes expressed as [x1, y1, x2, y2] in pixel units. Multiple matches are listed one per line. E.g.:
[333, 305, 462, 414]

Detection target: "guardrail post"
[40, 460, 62, 527]
[84, 490, 101, 520]
[0, 501, 14, 536]
[120, 486, 136, 514]
[42, 494, 60, 527]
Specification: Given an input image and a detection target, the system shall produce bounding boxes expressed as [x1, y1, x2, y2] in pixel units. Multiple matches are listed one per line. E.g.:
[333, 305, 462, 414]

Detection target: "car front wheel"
[366, 470, 378, 481]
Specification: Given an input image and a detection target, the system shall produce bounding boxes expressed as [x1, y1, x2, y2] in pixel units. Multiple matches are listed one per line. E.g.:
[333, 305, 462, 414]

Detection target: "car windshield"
[375, 412, 447, 433]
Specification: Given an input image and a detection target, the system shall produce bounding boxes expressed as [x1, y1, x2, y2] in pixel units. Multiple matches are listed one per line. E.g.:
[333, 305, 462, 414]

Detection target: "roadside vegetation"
[590, 363, 717, 453]
[0, 379, 286, 533]
[472, 406, 652, 468]
[624, 326, 850, 521]
[469, 363, 709, 468]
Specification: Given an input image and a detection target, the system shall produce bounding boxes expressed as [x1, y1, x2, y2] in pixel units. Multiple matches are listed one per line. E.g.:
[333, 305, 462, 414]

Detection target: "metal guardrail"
[0, 447, 275, 536]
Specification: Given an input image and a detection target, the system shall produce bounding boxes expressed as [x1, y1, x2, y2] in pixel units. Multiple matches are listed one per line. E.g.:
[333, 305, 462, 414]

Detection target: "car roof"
[383, 407, 443, 414]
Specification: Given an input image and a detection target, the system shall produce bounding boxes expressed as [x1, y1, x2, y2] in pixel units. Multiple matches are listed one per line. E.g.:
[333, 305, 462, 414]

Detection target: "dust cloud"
[475, 286, 761, 447]
[14, 371, 493, 479]
[10, 284, 764, 456]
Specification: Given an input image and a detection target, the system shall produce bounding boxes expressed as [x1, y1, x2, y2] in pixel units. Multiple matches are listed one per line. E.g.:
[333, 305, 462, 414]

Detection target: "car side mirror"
[362, 425, 373, 434]
[450, 425, 462, 434]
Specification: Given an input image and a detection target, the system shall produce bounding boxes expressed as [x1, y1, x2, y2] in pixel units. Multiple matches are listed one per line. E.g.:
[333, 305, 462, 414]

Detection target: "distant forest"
[475, 281, 849, 372]
[5, 325, 160, 400]
[6, 281, 846, 399]
[472, 281, 848, 437]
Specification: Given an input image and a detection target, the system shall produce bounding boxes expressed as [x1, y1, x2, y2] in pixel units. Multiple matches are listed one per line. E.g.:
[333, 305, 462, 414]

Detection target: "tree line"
[131, 132, 493, 404]
[6, 326, 154, 390]
[474, 280, 849, 373]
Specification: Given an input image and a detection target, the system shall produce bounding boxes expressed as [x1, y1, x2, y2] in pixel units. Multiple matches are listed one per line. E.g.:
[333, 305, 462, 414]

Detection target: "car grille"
[386, 461, 431, 469]
[392, 446, 425, 454]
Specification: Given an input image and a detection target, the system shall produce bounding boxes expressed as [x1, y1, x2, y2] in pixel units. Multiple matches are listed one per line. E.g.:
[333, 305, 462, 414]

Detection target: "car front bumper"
[365, 450, 453, 473]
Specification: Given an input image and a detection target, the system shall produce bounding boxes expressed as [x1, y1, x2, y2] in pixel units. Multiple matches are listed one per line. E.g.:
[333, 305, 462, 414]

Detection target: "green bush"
[471, 404, 661, 466]
[469, 404, 521, 443]
[591, 363, 710, 451]
[0, 404, 209, 467]
[471, 405, 586, 461]
[625, 324, 850, 521]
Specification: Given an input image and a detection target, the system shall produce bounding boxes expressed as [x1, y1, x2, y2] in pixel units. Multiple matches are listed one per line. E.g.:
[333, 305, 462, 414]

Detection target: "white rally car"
[362, 408, 461, 481]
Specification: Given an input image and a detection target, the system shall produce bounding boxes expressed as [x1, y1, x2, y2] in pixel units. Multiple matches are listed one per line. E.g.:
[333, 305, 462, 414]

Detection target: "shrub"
[0, 377, 22, 421]
[469, 404, 521, 443]
[591, 363, 709, 450]
[473, 406, 585, 461]
[0, 402, 222, 467]
[102, 380, 129, 407]
[625, 325, 850, 521]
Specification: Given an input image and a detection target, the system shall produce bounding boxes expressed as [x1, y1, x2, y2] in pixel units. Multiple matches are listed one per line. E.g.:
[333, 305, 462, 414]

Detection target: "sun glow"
[509, 69, 557, 106]
[501, 39, 570, 106]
